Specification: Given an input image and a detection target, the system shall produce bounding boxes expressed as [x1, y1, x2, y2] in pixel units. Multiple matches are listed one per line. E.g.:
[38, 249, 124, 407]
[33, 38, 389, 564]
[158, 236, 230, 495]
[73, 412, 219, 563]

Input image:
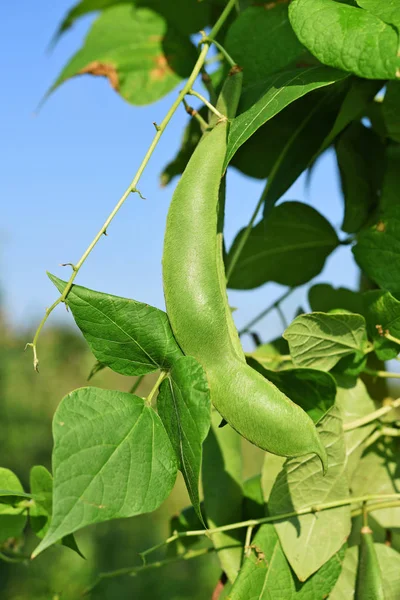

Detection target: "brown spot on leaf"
[79, 61, 119, 92]
[376, 220, 386, 232]
[150, 55, 173, 81]
[253, 0, 289, 9]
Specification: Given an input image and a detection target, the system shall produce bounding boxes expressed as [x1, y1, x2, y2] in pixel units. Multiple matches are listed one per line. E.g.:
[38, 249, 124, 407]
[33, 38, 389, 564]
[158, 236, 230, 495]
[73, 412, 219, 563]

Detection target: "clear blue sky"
[1, 1, 359, 348]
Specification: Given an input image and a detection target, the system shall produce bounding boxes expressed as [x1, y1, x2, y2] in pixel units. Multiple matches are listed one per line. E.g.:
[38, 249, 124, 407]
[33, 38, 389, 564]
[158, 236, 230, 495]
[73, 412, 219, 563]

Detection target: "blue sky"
[1, 1, 359, 349]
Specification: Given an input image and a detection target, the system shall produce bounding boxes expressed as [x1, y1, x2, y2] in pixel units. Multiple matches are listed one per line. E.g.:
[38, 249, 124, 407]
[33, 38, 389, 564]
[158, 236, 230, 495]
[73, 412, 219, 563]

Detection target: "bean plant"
[3, 0, 400, 597]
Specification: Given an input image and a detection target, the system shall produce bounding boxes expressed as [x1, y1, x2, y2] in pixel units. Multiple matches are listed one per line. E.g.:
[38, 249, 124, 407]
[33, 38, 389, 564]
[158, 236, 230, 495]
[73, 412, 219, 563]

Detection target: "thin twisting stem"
[187, 89, 226, 121]
[27, 0, 237, 371]
[343, 398, 400, 431]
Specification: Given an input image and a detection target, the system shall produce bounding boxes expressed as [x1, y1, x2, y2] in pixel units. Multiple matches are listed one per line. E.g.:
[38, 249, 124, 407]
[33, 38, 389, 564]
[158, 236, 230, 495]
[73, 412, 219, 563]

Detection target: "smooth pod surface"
[162, 113, 327, 469]
[355, 527, 386, 600]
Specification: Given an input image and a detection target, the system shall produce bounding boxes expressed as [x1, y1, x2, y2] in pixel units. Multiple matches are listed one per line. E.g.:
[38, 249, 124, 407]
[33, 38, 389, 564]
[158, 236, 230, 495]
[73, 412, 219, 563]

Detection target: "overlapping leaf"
[383, 83, 400, 143]
[49, 274, 183, 376]
[227, 202, 339, 290]
[289, 0, 400, 79]
[284, 312, 368, 371]
[364, 290, 400, 360]
[32, 388, 177, 557]
[269, 407, 351, 581]
[0, 469, 27, 544]
[308, 284, 364, 315]
[158, 357, 211, 523]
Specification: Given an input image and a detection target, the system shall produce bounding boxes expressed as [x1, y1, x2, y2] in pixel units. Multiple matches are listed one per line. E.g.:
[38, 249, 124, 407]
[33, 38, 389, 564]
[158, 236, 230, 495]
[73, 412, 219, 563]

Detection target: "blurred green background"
[0, 298, 264, 599]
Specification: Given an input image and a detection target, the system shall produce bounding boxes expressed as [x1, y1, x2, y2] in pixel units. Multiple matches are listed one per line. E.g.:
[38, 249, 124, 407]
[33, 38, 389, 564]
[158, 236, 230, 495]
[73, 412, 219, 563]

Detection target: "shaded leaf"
[335, 122, 384, 233]
[32, 387, 177, 556]
[227, 202, 339, 290]
[284, 312, 368, 371]
[289, 0, 400, 80]
[202, 413, 243, 583]
[49, 6, 196, 106]
[351, 439, 400, 529]
[335, 377, 376, 477]
[382, 83, 400, 143]
[230, 523, 346, 599]
[353, 207, 400, 294]
[167, 504, 203, 556]
[248, 356, 336, 424]
[158, 357, 211, 523]
[225, 5, 305, 86]
[364, 290, 400, 360]
[261, 453, 287, 505]
[0, 490, 32, 504]
[381, 144, 400, 213]
[0, 469, 27, 544]
[308, 284, 364, 315]
[269, 406, 351, 581]
[242, 475, 264, 520]
[225, 66, 347, 166]
[49, 274, 183, 376]
[330, 544, 400, 600]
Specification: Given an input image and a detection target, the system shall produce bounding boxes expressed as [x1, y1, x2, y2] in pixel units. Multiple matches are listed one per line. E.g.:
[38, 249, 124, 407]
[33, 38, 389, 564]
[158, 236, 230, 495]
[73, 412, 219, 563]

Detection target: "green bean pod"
[162, 91, 327, 471]
[355, 526, 386, 600]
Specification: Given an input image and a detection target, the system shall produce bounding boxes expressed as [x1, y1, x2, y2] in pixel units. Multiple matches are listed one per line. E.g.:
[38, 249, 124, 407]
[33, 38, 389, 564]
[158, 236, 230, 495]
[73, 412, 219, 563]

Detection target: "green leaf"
[49, 6, 196, 106]
[49, 274, 183, 376]
[248, 357, 336, 424]
[364, 290, 400, 360]
[32, 387, 177, 557]
[54, 0, 210, 40]
[229, 523, 346, 599]
[167, 504, 203, 556]
[269, 406, 351, 581]
[0, 469, 27, 544]
[335, 122, 384, 233]
[225, 5, 305, 86]
[335, 377, 376, 477]
[284, 312, 368, 371]
[242, 475, 264, 520]
[225, 66, 348, 166]
[383, 83, 400, 143]
[158, 356, 211, 523]
[261, 453, 287, 505]
[356, 0, 400, 30]
[381, 144, 400, 213]
[289, 0, 400, 80]
[353, 207, 400, 294]
[202, 413, 243, 583]
[330, 544, 400, 600]
[227, 202, 339, 290]
[309, 284, 364, 315]
[0, 490, 32, 504]
[351, 439, 400, 529]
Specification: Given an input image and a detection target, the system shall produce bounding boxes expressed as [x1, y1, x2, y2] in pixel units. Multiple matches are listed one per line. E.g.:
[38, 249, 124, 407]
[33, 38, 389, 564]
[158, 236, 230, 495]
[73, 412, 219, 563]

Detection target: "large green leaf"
[248, 357, 336, 424]
[351, 439, 400, 529]
[32, 387, 177, 557]
[158, 357, 211, 523]
[269, 407, 350, 581]
[335, 122, 384, 233]
[356, 0, 400, 30]
[49, 274, 183, 376]
[225, 5, 305, 86]
[381, 145, 400, 213]
[54, 0, 210, 40]
[308, 284, 364, 315]
[382, 83, 400, 143]
[227, 202, 339, 290]
[289, 0, 400, 80]
[284, 312, 368, 371]
[0, 469, 27, 544]
[202, 413, 243, 583]
[229, 523, 345, 599]
[225, 66, 347, 166]
[335, 377, 376, 477]
[49, 5, 196, 106]
[353, 207, 400, 294]
[364, 290, 400, 360]
[330, 544, 400, 600]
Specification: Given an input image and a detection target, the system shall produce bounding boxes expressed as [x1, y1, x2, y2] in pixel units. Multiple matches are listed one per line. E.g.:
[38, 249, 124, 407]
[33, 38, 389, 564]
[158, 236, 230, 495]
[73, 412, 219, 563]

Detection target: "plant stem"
[82, 546, 218, 596]
[201, 37, 236, 67]
[187, 89, 226, 121]
[343, 398, 400, 431]
[140, 493, 400, 561]
[182, 98, 210, 130]
[146, 372, 167, 405]
[351, 500, 400, 519]
[364, 368, 400, 379]
[384, 331, 400, 346]
[239, 288, 294, 335]
[27, 0, 237, 371]
[129, 375, 145, 395]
